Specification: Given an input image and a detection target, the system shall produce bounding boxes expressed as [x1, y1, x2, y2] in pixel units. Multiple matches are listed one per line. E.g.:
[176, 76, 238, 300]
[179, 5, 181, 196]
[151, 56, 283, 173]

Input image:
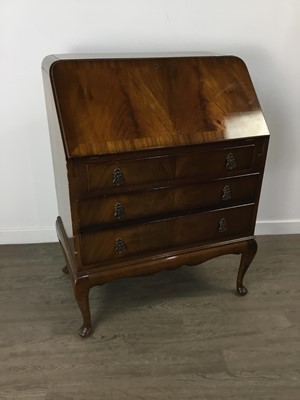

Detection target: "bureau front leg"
[236, 239, 258, 296]
[73, 277, 92, 338]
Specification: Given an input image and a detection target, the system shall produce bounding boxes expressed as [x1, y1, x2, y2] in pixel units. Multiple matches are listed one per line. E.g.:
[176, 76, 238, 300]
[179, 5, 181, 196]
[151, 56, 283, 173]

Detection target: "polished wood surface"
[42, 54, 269, 337]
[80, 205, 255, 267]
[77, 174, 259, 228]
[85, 143, 256, 191]
[43, 55, 269, 157]
[70, 136, 265, 197]
[42, 68, 75, 254]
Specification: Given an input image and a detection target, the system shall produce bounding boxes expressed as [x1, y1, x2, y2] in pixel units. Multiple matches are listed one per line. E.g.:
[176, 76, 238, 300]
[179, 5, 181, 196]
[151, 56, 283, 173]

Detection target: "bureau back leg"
[73, 278, 92, 338]
[62, 265, 69, 274]
[57, 239, 69, 275]
[236, 239, 258, 296]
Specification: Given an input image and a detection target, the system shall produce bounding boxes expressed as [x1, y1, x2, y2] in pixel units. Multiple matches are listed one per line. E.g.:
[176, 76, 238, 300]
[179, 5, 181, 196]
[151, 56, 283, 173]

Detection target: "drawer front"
[77, 174, 260, 229]
[86, 144, 255, 192]
[79, 204, 255, 267]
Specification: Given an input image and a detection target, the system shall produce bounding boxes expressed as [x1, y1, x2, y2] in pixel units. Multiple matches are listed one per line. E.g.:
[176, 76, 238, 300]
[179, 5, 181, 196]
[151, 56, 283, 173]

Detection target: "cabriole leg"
[236, 239, 258, 296]
[73, 278, 92, 338]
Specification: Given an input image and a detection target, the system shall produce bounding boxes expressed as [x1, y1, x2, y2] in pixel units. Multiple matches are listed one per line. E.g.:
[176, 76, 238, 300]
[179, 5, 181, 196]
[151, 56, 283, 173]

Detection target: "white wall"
[0, 0, 299, 244]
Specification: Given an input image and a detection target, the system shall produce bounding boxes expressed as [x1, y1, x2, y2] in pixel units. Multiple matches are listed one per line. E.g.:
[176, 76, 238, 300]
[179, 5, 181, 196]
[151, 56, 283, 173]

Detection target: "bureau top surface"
[43, 54, 270, 158]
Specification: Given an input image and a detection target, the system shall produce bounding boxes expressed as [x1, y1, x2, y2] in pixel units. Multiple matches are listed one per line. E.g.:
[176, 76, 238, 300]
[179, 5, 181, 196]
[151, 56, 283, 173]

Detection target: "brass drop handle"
[222, 185, 231, 201]
[226, 153, 237, 170]
[115, 238, 127, 254]
[218, 218, 228, 233]
[114, 202, 125, 219]
[113, 167, 125, 186]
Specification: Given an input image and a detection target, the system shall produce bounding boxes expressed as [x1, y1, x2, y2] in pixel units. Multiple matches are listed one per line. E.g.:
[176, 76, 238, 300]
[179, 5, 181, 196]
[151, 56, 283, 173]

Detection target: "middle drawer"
[76, 174, 259, 229]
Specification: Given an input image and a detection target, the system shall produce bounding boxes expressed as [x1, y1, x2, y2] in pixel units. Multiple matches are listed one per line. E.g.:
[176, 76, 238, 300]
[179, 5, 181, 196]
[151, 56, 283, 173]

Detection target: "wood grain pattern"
[79, 204, 255, 267]
[69, 136, 265, 197]
[85, 143, 255, 191]
[42, 54, 270, 337]
[45, 56, 269, 157]
[42, 68, 75, 252]
[76, 174, 260, 228]
[0, 236, 299, 399]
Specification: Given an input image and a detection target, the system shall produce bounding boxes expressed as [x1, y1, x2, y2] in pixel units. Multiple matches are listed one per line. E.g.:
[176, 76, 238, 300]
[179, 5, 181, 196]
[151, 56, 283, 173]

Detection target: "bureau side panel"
[42, 67, 77, 267]
[251, 135, 269, 229]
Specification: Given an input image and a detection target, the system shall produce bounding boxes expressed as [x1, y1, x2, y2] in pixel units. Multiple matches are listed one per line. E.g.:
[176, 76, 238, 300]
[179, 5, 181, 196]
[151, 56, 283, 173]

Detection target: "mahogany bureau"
[42, 53, 269, 338]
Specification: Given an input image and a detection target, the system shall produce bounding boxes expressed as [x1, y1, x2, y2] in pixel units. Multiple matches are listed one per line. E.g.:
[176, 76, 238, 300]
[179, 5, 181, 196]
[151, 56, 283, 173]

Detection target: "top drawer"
[83, 144, 256, 193]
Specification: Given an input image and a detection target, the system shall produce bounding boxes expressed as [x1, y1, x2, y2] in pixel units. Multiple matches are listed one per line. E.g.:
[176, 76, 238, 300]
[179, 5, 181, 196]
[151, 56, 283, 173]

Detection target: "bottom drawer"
[79, 204, 255, 268]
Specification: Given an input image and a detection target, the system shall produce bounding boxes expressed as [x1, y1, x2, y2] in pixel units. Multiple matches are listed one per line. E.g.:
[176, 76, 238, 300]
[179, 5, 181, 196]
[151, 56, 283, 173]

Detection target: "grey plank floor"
[0, 235, 299, 400]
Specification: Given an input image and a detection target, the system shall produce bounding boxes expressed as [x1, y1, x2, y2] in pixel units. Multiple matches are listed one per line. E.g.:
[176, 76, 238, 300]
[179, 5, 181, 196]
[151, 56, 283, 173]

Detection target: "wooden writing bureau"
[42, 53, 269, 338]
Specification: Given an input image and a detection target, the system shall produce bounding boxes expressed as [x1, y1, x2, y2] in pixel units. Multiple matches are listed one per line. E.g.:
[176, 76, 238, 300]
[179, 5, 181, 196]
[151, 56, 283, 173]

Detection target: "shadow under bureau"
[42, 54, 269, 337]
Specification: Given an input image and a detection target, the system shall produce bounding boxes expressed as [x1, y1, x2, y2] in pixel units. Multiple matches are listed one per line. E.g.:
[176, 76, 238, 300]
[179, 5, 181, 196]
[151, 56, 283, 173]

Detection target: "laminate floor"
[0, 235, 299, 399]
